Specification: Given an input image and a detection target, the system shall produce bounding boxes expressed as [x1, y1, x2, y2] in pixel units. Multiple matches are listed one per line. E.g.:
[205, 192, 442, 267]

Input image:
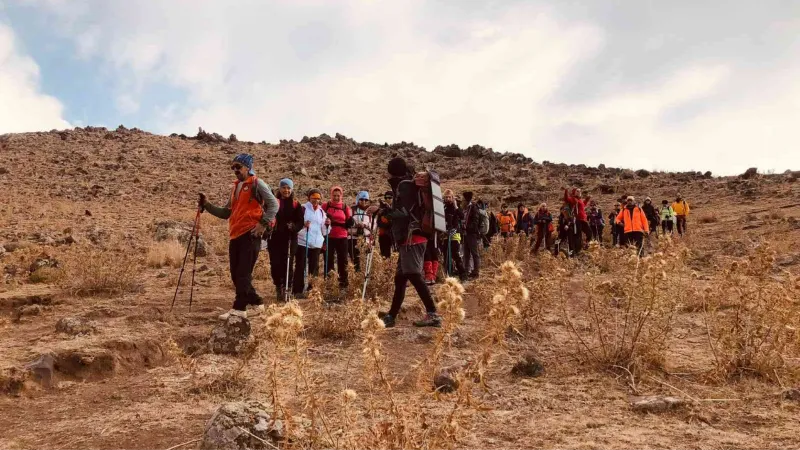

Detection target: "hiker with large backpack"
[532, 203, 553, 253]
[323, 186, 353, 289]
[497, 204, 516, 239]
[616, 196, 649, 253]
[564, 188, 591, 252]
[642, 197, 660, 237]
[660, 200, 675, 235]
[198, 154, 279, 320]
[380, 157, 442, 328]
[292, 189, 328, 298]
[267, 178, 304, 302]
[462, 192, 483, 279]
[348, 191, 373, 272]
[441, 189, 467, 280]
[672, 194, 690, 236]
[376, 191, 394, 258]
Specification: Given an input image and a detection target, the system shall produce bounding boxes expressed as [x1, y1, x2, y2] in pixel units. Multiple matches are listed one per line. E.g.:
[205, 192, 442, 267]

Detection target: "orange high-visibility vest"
[615, 206, 649, 233]
[228, 176, 264, 239]
[497, 212, 516, 233]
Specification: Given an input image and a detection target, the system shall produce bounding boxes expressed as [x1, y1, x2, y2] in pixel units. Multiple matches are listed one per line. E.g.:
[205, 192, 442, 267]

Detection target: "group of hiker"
[197, 153, 691, 328]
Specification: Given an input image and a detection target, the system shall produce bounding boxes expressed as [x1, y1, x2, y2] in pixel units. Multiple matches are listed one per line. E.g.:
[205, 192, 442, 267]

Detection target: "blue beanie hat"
[356, 191, 370, 202]
[279, 178, 294, 189]
[233, 154, 255, 176]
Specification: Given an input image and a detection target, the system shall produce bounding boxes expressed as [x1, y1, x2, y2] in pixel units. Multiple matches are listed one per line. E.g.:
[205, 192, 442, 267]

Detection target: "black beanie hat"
[463, 191, 474, 202]
[387, 157, 408, 177]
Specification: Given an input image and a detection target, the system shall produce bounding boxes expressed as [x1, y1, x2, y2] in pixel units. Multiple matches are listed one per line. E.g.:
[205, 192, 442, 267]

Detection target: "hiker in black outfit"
[267, 178, 304, 302]
[642, 197, 660, 237]
[609, 203, 623, 247]
[442, 189, 466, 280]
[376, 191, 394, 258]
[462, 192, 482, 279]
[380, 157, 441, 328]
[587, 200, 605, 243]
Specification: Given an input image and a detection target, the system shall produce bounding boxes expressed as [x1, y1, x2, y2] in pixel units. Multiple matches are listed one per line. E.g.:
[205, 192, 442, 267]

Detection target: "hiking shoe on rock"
[413, 313, 442, 328]
[219, 309, 247, 320]
[381, 314, 396, 328]
[248, 304, 265, 315]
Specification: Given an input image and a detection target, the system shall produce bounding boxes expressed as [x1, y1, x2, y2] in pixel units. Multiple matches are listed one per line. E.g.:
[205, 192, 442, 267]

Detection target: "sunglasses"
[231, 164, 243, 171]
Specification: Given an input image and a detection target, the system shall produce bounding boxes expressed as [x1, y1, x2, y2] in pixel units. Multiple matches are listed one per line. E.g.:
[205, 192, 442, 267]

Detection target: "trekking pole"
[284, 238, 292, 302]
[171, 208, 201, 311]
[324, 226, 330, 279]
[360, 213, 379, 302]
[303, 225, 310, 293]
[447, 232, 452, 277]
[188, 213, 201, 310]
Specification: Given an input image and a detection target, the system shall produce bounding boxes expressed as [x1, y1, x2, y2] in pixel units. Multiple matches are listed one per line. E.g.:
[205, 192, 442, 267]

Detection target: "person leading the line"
[198, 153, 279, 320]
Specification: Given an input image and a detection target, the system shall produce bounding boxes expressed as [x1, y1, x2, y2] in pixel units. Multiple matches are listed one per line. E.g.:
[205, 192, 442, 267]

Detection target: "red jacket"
[564, 189, 589, 222]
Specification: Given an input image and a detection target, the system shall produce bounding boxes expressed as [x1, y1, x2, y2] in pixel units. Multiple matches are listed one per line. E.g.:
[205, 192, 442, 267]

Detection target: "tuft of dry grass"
[29, 266, 64, 284]
[62, 247, 143, 297]
[698, 214, 719, 224]
[146, 240, 185, 268]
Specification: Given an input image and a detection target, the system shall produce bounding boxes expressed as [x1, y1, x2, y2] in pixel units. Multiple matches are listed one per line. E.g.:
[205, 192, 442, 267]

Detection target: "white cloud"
[12, 0, 800, 174]
[0, 23, 69, 133]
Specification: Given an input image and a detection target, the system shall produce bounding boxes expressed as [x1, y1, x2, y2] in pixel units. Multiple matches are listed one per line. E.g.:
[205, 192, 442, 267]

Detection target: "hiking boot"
[413, 313, 442, 328]
[468, 272, 479, 280]
[218, 309, 247, 320]
[381, 314, 396, 328]
[248, 304, 265, 315]
[294, 292, 308, 300]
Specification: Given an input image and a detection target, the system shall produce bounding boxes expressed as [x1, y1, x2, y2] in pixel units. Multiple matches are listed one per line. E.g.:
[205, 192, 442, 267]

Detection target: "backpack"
[401, 170, 446, 235]
[477, 208, 490, 235]
[322, 202, 354, 229]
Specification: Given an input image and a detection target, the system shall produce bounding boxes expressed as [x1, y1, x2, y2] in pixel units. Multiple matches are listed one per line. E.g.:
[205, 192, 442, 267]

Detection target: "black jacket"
[388, 175, 425, 243]
[268, 195, 304, 243]
[642, 203, 658, 221]
[444, 202, 464, 233]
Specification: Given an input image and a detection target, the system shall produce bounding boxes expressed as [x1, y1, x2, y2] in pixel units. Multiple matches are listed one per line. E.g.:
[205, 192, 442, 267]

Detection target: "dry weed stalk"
[306, 287, 366, 341]
[562, 239, 683, 378]
[703, 244, 800, 383]
[416, 278, 467, 388]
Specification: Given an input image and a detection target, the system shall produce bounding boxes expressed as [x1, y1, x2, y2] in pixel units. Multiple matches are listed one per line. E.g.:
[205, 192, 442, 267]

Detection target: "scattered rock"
[56, 316, 98, 336]
[741, 167, 758, 179]
[511, 352, 544, 378]
[156, 271, 168, 279]
[782, 388, 800, 401]
[630, 396, 685, 413]
[56, 235, 77, 245]
[228, 134, 238, 143]
[152, 220, 208, 256]
[0, 167, 8, 175]
[635, 169, 651, 178]
[703, 171, 713, 178]
[434, 363, 467, 393]
[200, 401, 287, 450]
[25, 354, 55, 388]
[208, 315, 251, 355]
[29, 254, 60, 273]
[85, 209, 92, 217]
[596, 184, 616, 194]
[3, 241, 28, 253]
[300, 167, 309, 177]
[4, 264, 20, 276]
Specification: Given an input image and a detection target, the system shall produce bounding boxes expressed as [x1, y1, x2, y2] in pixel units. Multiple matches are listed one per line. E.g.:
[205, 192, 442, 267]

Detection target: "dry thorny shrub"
[702, 243, 800, 383]
[61, 246, 143, 297]
[561, 238, 688, 379]
[306, 287, 366, 341]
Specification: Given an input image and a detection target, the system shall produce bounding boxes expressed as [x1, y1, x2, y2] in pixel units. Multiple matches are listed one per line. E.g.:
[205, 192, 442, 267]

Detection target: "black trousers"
[677, 216, 687, 235]
[576, 220, 590, 252]
[326, 237, 349, 287]
[613, 224, 625, 246]
[378, 233, 393, 258]
[662, 220, 674, 234]
[463, 233, 481, 276]
[388, 243, 436, 317]
[268, 236, 296, 290]
[533, 225, 551, 252]
[649, 218, 659, 235]
[229, 233, 263, 311]
[589, 224, 604, 242]
[443, 239, 465, 277]
[625, 232, 644, 252]
[293, 245, 321, 294]
[348, 239, 361, 272]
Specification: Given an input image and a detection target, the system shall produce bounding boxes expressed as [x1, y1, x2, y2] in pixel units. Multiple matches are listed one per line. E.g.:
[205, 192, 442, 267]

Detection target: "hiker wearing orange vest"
[199, 154, 279, 320]
[615, 196, 649, 253]
[496, 204, 516, 238]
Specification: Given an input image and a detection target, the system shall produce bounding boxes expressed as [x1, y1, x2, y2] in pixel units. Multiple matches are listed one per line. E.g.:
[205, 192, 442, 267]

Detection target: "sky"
[1, 0, 799, 175]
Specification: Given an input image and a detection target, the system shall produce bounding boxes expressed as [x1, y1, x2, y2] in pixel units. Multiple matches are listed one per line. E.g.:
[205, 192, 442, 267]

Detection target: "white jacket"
[348, 206, 373, 239]
[298, 202, 328, 249]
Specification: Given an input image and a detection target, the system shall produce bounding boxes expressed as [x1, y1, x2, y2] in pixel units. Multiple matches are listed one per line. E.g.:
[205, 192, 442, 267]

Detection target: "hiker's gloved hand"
[198, 193, 206, 211]
[252, 223, 267, 237]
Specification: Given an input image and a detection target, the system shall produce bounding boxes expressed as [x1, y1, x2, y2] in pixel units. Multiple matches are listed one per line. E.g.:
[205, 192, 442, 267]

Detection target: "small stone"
[208, 315, 251, 355]
[25, 354, 55, 388]
[56, 316, 98, 336]
[200, 401, 288, 450]
[630, 396, 685, 413]
[511, 352, 544, 378]
[156, 272, 168, 279]
[85, 210, 92, 216]
[782, 388, 800, 401]
[29, 254, 60, 273]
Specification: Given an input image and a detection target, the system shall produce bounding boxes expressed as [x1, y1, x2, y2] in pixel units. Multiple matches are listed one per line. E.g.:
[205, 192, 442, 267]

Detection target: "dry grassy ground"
[1, 127, 799, 449]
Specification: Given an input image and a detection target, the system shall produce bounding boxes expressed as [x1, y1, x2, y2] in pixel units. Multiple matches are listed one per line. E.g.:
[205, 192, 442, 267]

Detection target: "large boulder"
[741, 167, 758, 179]
[200, 401, 286, 450]
[208, 316, 251, 355]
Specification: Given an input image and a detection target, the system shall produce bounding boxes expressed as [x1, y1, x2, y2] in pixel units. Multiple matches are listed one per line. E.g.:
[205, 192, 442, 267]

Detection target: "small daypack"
[477, 209, 490, 235]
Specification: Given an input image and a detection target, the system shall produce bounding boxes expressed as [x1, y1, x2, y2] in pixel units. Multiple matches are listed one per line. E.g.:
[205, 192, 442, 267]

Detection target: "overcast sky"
[2, 0, 799, 175]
